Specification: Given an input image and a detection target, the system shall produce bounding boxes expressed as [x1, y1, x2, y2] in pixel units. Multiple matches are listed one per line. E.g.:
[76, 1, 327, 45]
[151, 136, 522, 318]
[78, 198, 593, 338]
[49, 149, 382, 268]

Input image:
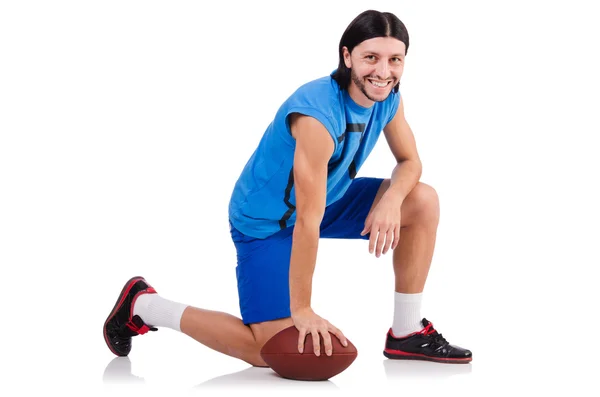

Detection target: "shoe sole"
[383, 350, 472, 364]
[103, 276, 146, 357]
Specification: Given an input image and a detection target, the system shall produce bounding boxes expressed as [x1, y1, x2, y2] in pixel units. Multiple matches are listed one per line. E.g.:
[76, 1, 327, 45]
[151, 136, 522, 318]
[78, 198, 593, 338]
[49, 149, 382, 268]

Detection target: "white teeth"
[369, 80, 389, 87]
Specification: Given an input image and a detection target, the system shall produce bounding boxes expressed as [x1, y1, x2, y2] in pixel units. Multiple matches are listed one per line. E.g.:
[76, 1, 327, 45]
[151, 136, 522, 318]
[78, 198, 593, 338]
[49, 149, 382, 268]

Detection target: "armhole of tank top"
[386, 91, 401, 126]
[282, 106, 339, 152]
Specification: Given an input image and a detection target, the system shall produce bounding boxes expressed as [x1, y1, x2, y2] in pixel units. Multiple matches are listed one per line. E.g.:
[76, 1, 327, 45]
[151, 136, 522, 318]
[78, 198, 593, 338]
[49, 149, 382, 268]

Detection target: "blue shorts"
[229, 177, 384, 325]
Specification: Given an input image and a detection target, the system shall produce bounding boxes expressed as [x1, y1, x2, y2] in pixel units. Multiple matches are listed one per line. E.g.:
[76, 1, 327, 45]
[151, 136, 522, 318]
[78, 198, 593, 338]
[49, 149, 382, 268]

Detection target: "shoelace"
[123, 316, 157, 335]
[419, 322, 449, 349]
[108, 316, 157, 337]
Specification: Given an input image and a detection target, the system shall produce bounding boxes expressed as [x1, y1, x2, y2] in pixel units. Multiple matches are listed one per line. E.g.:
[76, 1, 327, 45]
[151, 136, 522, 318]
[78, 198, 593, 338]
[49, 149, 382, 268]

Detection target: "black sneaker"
[103, 276, 158, 357]
[383, 318, 472, 363]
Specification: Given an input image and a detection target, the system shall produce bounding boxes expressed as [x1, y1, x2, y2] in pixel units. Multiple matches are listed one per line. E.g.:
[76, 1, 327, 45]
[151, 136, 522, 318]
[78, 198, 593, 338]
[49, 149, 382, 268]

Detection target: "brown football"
[259, 325, 358, 381]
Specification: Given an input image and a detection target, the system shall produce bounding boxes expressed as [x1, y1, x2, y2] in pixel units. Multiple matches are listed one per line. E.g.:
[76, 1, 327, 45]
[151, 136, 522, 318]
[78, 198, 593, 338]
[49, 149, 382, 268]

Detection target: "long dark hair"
[332, 10, 409, 93]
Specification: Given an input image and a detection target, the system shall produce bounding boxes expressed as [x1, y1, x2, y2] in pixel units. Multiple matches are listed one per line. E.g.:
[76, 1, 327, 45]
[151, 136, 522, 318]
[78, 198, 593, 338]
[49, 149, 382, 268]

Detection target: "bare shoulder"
[289, 113, 334, 157]
[384, 95, 407, 131]
[290, 114, 331, 140]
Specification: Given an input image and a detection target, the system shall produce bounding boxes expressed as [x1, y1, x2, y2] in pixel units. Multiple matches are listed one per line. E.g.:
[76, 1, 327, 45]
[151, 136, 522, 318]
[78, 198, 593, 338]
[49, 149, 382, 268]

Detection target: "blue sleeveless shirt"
[228, 73, 400, 239]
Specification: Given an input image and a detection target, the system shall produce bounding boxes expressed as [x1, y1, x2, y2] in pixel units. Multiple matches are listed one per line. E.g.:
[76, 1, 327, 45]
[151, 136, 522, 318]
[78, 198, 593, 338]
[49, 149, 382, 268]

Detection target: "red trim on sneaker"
[125, 320, 151, 335]
[112, 278, 144, 320]
[388, 322, 437, 339]
[419, 322, 436, 336]
[103, 277, 145, 356]
[126, 322, 138, 332]
[384, 347, 472, 362]
[103, 277, 157, 357]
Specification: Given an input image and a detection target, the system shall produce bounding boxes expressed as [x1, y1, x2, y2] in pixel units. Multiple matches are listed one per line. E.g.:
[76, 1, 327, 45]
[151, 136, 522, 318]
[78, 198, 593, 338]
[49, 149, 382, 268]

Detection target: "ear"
[342, 46, 352, 68]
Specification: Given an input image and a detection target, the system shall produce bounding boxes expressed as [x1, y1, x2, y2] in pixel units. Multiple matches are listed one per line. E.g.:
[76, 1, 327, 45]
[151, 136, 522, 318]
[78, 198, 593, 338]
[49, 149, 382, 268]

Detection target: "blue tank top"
[228, 72, 400, 238]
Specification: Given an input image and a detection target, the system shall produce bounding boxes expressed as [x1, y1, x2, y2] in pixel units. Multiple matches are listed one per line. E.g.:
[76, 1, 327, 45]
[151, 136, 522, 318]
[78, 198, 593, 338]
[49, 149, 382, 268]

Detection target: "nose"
[376, 61, 390, 80]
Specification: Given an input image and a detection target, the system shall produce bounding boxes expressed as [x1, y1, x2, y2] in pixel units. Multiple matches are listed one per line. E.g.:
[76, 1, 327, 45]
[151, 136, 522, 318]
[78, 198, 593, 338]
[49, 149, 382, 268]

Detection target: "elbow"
[294, 205, 325, 232]
[294, 213, 323, 231]
[410, 157, 422, 171]
[292, 214, 322, 243]
[397, 157, 422, 176]
[414, 159, 423, 178]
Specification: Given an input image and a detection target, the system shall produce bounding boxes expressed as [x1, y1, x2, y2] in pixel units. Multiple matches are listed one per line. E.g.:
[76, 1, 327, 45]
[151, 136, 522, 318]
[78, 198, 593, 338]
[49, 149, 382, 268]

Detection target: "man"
[103, 9, 472, 366]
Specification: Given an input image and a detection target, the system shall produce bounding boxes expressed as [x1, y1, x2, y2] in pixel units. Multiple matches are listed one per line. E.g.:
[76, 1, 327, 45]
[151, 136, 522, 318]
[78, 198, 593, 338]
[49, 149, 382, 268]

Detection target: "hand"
[360, 195, 402, 257]
[291, 307, 348, 356]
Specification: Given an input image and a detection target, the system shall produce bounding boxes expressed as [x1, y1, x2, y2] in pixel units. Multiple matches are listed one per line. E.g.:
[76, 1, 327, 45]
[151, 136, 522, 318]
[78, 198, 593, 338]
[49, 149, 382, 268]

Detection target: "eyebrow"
[362, 51, 405, 58]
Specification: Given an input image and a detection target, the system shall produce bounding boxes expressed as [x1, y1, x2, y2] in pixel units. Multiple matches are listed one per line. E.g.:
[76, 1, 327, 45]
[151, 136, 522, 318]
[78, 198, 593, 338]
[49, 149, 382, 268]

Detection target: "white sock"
[133, 293, 188, 332]
[391, 292, 424, 337]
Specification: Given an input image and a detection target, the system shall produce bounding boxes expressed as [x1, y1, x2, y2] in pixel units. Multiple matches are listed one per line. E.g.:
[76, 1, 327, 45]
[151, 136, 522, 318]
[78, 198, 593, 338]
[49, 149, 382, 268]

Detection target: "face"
[343, 37, 406, 107]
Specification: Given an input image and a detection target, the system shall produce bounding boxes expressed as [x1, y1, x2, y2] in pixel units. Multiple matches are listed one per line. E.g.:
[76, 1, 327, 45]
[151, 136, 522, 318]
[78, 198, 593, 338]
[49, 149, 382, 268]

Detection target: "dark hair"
[332, 10, 409, 93]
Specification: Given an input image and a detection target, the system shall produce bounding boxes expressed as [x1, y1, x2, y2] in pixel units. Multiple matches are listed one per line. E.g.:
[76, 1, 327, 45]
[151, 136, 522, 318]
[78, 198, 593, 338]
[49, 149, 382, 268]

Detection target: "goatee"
[350, 69, 396, 102]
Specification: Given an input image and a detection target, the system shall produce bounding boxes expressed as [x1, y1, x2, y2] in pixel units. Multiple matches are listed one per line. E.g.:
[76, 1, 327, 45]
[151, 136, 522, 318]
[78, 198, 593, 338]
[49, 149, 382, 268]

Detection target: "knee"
[240, 334, 271, 367]
[246, 350, 269, 367]
[239, 341, 269, 367]
[407, 182, 440, 224]
[244, 318, 294, 367]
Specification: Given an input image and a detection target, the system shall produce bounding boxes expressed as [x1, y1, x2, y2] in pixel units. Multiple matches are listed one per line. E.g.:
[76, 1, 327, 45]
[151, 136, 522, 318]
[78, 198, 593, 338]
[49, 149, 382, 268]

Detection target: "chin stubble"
[350, 69, 395, 102]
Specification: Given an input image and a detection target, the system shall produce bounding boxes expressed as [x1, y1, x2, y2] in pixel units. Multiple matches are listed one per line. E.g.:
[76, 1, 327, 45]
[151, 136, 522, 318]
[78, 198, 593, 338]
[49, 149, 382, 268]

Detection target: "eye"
[391, 57, 402, 63]
[365, 55, 376, 61]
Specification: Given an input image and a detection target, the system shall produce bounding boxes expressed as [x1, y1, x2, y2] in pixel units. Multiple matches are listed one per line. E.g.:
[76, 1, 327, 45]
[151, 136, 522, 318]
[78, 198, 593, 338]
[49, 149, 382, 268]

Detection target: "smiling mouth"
[367, 79, 391, 88]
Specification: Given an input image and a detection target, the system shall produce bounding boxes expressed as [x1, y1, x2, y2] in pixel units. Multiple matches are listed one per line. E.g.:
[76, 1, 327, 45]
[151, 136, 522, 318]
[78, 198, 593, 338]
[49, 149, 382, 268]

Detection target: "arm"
[361, 97, 423, 257]
[287, 113, 333, 313]
[382, 96, 422, 203]
[287, 113, 348, 356]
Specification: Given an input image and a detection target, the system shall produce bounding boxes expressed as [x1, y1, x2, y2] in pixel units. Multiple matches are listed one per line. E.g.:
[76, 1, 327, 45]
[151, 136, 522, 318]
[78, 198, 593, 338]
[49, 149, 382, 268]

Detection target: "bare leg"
[371, 181, 472, 361]
[179, 307, 293, 367]
[174, 183, 437, 365]
[369, 181, 440, 292]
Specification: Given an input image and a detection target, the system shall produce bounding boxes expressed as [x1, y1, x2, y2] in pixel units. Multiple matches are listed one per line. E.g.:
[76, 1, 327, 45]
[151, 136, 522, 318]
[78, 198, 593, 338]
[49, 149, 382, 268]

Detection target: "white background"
[1, 0, 599, 396]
